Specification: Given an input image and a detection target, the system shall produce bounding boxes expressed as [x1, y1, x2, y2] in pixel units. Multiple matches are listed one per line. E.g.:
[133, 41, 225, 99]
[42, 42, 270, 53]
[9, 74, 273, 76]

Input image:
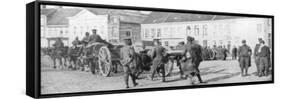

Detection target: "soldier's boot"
[188, 75, 195, 85]
[131, 74, 138, 87]
[162, 67, 166, 82]
[124, 73, 130, 88]
[240, 68, 245, 77]
[245, 68, 250, 76]
[196, 74, 205, 83]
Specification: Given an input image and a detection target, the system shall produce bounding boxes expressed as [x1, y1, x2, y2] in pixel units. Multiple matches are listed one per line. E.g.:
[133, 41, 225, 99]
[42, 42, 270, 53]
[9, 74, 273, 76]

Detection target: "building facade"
[141, 12, 272, 50]
[40, 6, 147, 47]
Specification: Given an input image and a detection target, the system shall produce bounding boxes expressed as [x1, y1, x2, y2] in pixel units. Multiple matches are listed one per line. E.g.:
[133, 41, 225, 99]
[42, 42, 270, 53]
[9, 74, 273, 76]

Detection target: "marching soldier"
[180, 36, 204, 84]
[238, 40, 252, 77]
[254, 38, 263, 76]
[120, 37, 138, 88]
[257, 40, 271, 77]
[150, 39, 166, 82]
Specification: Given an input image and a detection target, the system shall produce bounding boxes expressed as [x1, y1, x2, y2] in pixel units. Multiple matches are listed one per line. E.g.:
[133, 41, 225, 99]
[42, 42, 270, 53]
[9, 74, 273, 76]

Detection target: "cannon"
[84, 42, 123, 77]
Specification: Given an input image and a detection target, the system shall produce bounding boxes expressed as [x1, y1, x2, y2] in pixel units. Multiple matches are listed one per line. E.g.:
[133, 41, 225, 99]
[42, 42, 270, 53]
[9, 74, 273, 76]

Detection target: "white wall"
[68, 9, 109, 45]
[141, 18, 271, 49]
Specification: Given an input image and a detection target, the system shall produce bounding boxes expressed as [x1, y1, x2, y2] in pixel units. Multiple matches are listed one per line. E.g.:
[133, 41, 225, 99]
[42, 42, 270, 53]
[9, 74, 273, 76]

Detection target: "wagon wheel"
[98, 46, 112, 77]
[159, 59, 174, 77]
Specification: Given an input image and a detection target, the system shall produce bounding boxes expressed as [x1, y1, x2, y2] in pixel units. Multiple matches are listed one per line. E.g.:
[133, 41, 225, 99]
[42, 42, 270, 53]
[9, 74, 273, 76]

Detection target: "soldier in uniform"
[232, 46, 238, 60]
[254, 38, 263, 76]
[150, 39, 166, 82]
[257, 40, 271, 77]
[89, 29, 102, 44]
[82, 32, 90, 44]
[238, 40, 252, 77]
[181, 36, 204, 84]
[52, 38, 65, 69]
[120, 37, 138, 88]
[72, 37, 81, 46]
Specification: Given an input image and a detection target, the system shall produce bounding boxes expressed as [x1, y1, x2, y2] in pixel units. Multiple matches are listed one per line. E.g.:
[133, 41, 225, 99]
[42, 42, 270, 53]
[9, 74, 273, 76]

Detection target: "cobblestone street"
[41, 56, 272, 94]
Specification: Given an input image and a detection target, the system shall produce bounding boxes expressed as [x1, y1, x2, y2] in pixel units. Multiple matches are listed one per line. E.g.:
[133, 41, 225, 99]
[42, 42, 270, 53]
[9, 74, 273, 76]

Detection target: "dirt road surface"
[41, 56, 272, 94]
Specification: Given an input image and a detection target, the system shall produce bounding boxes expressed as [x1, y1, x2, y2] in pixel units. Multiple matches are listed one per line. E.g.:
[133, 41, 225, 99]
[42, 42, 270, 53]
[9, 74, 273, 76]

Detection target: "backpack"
[239, 45, 250, 57]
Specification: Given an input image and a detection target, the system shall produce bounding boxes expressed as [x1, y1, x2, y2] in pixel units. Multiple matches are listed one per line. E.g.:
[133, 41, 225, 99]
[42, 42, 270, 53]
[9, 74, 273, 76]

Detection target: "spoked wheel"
[98, 46, 112, 77]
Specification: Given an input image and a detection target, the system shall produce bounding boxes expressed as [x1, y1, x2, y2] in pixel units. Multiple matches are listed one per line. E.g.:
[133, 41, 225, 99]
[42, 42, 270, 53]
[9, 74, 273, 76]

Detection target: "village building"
[141, 12, 272, 50]
[40, 6, 147, 47]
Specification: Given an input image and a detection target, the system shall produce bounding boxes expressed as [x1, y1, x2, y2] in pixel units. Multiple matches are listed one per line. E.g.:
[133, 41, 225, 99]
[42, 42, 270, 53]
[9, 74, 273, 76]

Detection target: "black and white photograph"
[39, 4, 273, 95]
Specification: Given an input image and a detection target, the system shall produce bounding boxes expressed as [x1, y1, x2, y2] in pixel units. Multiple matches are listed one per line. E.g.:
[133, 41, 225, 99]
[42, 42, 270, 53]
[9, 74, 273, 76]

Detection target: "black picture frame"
[26, 0, 274, 98]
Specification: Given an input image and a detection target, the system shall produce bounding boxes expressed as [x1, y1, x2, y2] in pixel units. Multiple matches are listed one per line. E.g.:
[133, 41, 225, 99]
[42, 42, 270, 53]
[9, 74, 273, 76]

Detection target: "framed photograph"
[26, 0, 274, 98]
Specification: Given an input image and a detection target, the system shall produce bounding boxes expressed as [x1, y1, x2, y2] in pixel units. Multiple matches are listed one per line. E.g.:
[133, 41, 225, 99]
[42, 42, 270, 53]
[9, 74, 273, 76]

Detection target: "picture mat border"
[28, 0, 274, 98]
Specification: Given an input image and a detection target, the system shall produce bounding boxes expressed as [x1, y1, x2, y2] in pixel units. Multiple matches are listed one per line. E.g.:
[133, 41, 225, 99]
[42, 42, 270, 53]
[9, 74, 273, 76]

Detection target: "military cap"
[260, 40, 265, 44]
[187, 36, 194, 42]
[258, 38, 263, 41]
[85, 32, 90, 35]
[123, 37, 132, 45]
[242, 40, 246, 43]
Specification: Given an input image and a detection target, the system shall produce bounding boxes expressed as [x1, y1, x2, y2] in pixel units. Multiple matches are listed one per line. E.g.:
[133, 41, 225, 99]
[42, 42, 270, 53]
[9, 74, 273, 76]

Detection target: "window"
[125, 30, 131, 37]
[194, 25, 199, 36]
[145, 29, 149, 38]
[186, 26, 191, 36]
[151, 28, 156, 38]
[157, 28, 161, 38]
[203, 25, 208, 37]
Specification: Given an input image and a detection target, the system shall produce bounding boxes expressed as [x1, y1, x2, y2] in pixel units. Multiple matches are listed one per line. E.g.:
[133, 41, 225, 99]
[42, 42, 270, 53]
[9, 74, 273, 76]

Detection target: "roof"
[41, 8, 148, 25]
[142, 12, 243, 24]
[46, 8, 82, 25]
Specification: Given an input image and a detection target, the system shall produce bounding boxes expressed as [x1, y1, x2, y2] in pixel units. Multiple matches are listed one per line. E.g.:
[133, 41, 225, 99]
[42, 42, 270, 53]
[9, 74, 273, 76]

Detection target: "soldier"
[68, 38, 81, 70]
[254, 38, 263, 76]
[53, 38, 64, 48]
[181, 36, 204, 84]
[222, 46, 229, 60]
[89, 29, 102, 44]
[257, 40, 271, 77]
[120, 37, 138, 88]
[238, 40, 252, 77]
[72, 37, 81, 47]
[82, 32, 90, 44]
[150, 39, 166, 82]
[232, 46, 238, 60]
[52, 38, 65, 69]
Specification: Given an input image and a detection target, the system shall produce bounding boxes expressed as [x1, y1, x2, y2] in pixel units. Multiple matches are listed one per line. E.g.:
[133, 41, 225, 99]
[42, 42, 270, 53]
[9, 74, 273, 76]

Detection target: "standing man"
[258, 40, 271, 77]
[150, 39, 166, 82]
[238, 40, 252, 77]
[120, 38, 138, 88]
[181, 36, 204, 84]
[222, 46, 229, 60]
[232, 46, 238, 60]
[254, 38, 263, 76]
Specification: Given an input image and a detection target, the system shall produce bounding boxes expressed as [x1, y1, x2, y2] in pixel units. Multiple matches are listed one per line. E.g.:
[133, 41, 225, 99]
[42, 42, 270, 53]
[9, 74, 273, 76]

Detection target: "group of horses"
[42, 45, 91, 71]
[41, 43, 173, 78]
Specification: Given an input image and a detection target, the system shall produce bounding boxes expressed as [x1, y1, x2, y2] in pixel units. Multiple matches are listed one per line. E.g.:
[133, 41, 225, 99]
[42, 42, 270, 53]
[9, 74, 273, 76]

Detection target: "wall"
[119, 22, 141, 43]
[68, 9, 109, 45]
[141, 18, 271, 50]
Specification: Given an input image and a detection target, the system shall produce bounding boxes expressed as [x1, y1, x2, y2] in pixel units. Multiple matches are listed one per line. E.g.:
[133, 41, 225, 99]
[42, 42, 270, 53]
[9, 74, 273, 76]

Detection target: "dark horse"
[48, 46, 69, 69]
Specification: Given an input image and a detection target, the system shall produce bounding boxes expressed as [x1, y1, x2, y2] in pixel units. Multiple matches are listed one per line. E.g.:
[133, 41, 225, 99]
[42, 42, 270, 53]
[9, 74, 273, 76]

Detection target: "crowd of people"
[46, 29, 272, 88]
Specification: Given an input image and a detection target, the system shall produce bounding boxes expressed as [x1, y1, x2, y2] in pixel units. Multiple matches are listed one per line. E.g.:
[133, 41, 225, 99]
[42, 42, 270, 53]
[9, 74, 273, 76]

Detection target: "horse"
[48, 46, 69, 69]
